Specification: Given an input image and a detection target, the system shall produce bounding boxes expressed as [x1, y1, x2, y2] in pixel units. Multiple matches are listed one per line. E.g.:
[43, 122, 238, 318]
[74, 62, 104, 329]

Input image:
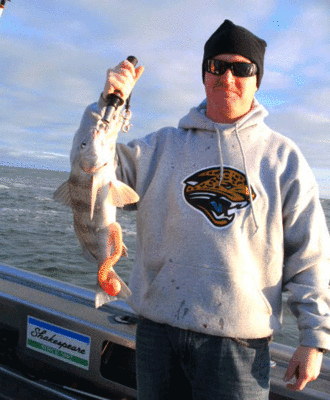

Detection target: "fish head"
[69, 113, 117, 220]
[73, 122, 113, 175]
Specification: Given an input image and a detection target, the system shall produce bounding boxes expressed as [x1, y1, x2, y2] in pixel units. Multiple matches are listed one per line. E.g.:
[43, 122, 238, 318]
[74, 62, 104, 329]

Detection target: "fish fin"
[122, 242, 128, 257]
[95, 286, 114, 308]
[108, 180, 139, 207]
[53, 181, 71, 207]
[95, 271, 132, 308]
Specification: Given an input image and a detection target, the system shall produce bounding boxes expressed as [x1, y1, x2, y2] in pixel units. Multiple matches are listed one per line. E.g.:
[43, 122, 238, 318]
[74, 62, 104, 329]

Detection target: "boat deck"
[0, 264, 329, 400]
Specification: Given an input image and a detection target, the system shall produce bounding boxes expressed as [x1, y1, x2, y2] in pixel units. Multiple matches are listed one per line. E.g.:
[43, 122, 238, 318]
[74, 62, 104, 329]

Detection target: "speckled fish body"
[54, 115, 139, 308]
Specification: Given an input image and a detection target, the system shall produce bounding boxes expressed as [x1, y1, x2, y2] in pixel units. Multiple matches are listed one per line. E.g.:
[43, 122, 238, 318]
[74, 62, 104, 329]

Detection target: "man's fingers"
[284, 347, 323, 392]
[135, 65, 144, 81]
[286, 380, 307, 391]
[286, 369, 316, 391]
[284, 359, 297, 383]
[285, 365, 307, 391]
[103, 60, 144, 101]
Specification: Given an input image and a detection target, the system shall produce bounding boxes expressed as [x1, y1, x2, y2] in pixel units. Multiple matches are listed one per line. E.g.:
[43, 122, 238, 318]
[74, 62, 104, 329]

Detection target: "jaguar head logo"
[183, 167, 256, 227]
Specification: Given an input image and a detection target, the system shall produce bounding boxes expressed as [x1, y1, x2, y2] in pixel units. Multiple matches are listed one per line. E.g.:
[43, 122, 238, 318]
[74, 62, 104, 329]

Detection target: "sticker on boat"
[26, 316, 91, 370]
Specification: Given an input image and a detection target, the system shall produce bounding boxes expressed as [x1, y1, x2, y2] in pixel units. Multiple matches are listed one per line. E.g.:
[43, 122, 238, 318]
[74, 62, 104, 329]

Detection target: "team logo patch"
[183, 167, 256, 227]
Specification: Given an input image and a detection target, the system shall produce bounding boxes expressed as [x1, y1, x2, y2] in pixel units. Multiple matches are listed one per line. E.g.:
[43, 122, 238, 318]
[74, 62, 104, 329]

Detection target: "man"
[72, 20, 330, 399]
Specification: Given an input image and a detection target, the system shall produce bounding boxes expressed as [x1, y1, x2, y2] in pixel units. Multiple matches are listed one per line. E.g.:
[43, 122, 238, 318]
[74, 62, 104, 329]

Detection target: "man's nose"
[221, 68, 235, 82]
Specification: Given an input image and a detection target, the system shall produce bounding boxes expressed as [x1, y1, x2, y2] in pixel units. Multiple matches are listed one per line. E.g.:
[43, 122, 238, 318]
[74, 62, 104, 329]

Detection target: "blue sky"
[0, 0, 329, 197]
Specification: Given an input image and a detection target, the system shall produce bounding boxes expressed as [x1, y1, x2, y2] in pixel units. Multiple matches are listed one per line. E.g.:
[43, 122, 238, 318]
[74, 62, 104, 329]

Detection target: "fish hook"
[121, 108, 133, 133]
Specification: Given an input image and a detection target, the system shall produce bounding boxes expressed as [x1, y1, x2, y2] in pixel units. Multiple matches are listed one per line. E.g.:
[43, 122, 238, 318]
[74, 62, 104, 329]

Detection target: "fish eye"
[81, 142, 87, 149]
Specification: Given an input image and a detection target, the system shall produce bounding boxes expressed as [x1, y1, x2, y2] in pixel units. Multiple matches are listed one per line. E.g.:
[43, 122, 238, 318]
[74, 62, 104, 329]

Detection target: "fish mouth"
[81, 162, 108, 174]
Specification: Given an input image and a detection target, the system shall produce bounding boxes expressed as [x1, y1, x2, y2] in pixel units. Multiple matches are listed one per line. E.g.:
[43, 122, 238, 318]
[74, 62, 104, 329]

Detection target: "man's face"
[204, 54, 258, 123]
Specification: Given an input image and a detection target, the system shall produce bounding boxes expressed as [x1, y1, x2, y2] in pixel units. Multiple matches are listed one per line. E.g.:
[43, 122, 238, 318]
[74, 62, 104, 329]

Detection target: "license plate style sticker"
[26, 316, 91, 370]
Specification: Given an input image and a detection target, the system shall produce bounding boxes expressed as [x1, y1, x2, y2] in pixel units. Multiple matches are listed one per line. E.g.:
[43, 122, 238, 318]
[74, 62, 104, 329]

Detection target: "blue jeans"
[136, 318, 270, 400]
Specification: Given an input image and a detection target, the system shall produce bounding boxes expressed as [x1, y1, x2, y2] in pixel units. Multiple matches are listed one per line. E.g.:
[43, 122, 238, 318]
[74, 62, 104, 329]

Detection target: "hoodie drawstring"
[234, 126, 259, 232]
[215, 123, 259, 232]
[215, 125, 224, 187]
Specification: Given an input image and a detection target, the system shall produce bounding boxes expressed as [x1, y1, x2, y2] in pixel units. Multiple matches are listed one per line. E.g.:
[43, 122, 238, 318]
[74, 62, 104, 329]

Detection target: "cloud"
[264, 102, 330, 170]
[0, 0, 329, 184]
[304, 86, 330, 111]
[261, 70, 292, 91]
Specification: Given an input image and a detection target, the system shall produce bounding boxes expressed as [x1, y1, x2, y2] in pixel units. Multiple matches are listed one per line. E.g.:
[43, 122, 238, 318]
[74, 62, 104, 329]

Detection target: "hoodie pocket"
[140, 260, 273, 331]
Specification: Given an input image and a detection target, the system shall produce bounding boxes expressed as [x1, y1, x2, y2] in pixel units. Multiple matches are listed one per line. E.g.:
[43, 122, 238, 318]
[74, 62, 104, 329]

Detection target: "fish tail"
[98, 222, 123, 296]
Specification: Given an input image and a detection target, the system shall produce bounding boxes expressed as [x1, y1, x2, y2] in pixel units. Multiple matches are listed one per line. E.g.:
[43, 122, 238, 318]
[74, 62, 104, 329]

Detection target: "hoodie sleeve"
[281, 150, 330, 350]
[115, 129, 166, 198]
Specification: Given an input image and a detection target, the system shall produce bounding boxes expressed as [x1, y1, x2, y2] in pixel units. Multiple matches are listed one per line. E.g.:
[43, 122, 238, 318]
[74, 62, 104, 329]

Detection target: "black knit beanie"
[202, 20, 267, 87]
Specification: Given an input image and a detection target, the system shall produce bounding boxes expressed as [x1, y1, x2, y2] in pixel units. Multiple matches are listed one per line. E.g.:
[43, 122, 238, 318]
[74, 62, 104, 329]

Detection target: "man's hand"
[284, 346, 323, 391]
[102, 59, 144, 103]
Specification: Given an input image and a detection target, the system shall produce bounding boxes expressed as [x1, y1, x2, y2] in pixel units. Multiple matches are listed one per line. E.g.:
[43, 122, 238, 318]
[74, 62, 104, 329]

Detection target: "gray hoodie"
[75, 97, 330, 349]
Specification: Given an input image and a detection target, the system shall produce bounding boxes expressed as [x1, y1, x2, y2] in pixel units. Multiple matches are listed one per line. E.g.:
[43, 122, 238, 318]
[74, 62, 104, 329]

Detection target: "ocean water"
[0, 165, 329, 350]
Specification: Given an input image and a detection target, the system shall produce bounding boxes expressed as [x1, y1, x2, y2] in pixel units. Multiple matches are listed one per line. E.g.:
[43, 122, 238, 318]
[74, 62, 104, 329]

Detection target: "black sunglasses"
[205, 59, 258, 78]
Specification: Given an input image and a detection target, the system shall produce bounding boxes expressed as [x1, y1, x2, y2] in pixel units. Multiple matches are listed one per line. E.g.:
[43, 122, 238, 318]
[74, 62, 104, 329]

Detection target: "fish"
[53, 112, 139, 308]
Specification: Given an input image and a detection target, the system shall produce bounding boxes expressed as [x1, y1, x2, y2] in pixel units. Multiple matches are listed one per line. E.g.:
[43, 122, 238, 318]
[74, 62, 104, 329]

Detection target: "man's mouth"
[213, 84, 237, 93]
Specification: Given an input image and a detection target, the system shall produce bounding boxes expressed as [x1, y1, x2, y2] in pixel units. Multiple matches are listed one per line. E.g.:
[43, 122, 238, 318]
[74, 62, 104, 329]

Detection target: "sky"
[0, 0, 329, 197]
